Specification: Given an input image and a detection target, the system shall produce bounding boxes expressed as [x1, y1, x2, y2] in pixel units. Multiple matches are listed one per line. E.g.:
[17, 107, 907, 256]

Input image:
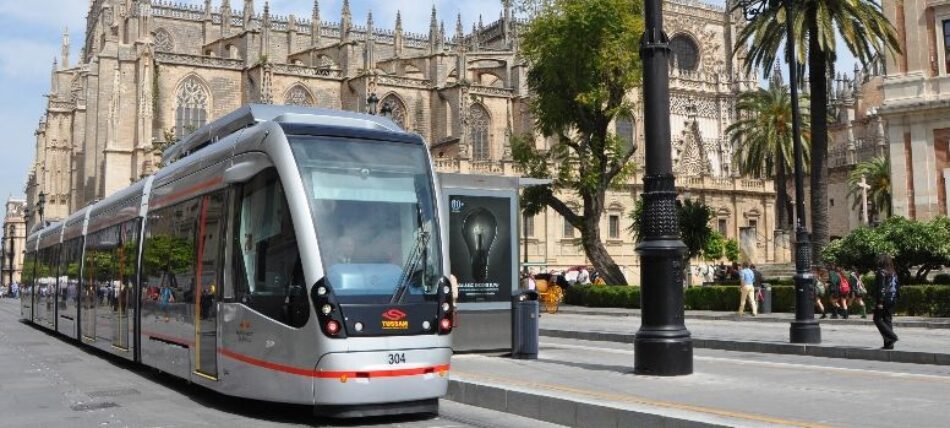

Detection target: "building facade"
[2, 198, 27, 286]
[26, 0, 780, 281]
[880, 0, 950, 219]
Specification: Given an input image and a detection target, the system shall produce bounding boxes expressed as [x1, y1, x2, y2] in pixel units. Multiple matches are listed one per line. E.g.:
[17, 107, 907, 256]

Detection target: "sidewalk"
[541, 307, 950, 365]
[448, 335, 950, 427]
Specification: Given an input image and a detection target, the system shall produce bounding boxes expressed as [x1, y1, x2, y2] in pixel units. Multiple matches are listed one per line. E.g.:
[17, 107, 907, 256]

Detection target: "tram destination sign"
[448, 195, 513, 303]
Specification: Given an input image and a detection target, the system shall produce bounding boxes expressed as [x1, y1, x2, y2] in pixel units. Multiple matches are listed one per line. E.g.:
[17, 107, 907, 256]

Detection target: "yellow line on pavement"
[452, 369, 831, 428]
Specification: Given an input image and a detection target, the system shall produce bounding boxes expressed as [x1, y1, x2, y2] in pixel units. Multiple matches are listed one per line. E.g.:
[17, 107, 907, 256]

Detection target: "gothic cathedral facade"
[26, 0, 781, 280]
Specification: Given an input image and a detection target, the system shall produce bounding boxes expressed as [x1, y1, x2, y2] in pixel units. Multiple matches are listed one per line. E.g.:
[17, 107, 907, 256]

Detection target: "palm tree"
[848, 156, 891, 220]
[733, 0, 900, 260]
[726, 73, 810, 231]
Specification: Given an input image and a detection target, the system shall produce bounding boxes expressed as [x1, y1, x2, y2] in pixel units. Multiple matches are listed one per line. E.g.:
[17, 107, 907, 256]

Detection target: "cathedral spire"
[365, 11, 376, 71]
[394, 11, 404, 57]
[61, 27, 70, 69]
[454, 13, 464, 45]
[261, 1, 271, 57]
[243, 0, 254, 30]
[770, 61, 783, 87]
[341, 0, 351, 43]
[428, 5, 441, 54]
[311, 0, 321, 46]
[470, 23, 480, 51]
[221, 0, 232, 37]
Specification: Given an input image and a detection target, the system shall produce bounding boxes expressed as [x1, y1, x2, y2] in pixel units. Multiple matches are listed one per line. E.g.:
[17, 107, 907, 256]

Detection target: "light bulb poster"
[448, 195, 513, 303]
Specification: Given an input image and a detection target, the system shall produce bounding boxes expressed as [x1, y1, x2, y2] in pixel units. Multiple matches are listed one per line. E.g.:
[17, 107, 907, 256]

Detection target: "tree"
[848, 156, 891, 219]
[823, 217, 950, 282]
[515, 0, 643, 285]
[734, 0, 900, 261]
[703, 231, 726, 261]
[725, 239, 740, 263]
[727, 74, 810, 231]
[629, 198, 714, 261]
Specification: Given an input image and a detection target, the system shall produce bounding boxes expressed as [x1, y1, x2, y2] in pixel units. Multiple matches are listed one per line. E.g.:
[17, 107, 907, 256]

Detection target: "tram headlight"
[317, 286, 328, 296]
[441, 302, 450, 312]
[325, 320, 341, 336]
[442, 285, 450, 295]
[354, 322, 364, 332]
[422, 320, 431, 331]
[321, 304, 333, 315]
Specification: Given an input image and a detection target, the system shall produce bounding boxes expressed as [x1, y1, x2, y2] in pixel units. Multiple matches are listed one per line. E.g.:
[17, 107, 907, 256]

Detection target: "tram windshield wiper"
[390, 223, 430, 304]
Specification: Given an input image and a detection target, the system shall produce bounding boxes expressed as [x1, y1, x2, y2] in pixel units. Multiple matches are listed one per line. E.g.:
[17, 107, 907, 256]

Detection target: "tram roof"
[163, 104, 403, 164]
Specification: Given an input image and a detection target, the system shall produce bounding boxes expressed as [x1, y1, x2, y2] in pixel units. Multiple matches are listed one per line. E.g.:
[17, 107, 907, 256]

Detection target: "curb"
[557, 307, 950, 330]
[445, 378, 732, 428]
[540, 329, 950, 366]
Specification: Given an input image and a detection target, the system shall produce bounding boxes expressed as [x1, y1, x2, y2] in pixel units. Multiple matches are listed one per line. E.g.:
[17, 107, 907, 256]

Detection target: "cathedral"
[24, 0, 782, 280]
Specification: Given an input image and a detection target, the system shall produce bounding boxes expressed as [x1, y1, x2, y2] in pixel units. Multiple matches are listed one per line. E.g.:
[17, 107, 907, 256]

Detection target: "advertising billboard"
[447, 195, 513, 304]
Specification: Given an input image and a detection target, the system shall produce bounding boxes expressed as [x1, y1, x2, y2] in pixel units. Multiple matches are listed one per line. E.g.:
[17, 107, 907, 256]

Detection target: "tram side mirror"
[224, 156, 273, 184]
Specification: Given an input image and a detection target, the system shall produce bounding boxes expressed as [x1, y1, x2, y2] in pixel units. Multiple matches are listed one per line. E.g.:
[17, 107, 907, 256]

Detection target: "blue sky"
[0, 0, 856, 222]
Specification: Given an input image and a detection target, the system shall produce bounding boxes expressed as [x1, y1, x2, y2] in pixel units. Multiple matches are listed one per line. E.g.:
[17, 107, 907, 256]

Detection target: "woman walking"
[813, 267, 827, 318]
[847, 269, 868, 319]
[874, 255, 900, 349]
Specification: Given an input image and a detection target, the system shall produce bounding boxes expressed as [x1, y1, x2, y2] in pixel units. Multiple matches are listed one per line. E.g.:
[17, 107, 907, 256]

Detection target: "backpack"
[883, 273, 900, 305]
[850, 272, 867, 296]
[837, 272, 851, 295]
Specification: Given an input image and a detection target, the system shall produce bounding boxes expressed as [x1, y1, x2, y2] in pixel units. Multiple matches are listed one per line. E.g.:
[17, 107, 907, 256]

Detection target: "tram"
[19, 105, 454, 417]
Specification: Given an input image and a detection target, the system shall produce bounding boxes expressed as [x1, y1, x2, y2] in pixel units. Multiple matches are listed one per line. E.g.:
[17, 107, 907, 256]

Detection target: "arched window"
[175, 77, 209, 138]
[285, 85, 314, 106]
[379, 94, 407, 129]
[469, 104, 491, 161]
[616, 115, 636, 153]
[670, 35, 699, 72]
[154, 28, 173, 52]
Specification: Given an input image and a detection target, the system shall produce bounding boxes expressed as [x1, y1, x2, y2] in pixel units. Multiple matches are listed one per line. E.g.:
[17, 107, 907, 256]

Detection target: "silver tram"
[19, 105, 455, 417]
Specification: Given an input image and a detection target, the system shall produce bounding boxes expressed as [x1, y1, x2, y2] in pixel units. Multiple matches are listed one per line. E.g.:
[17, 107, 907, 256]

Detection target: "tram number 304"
[387, 353, 406, 365]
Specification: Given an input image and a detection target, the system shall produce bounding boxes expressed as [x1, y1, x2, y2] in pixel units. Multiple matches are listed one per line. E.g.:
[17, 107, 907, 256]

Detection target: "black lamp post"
[37, 191, 46, 227]
[735, 0, 820, 343]
[367, 92, 379, 115]
[634, 0, 693, 376]
[23, 207, 31, 233]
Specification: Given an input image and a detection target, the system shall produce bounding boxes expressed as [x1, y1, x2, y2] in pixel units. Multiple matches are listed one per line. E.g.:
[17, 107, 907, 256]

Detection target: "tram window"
[143, 200, 199, 311]
[232, 168, 306, 328]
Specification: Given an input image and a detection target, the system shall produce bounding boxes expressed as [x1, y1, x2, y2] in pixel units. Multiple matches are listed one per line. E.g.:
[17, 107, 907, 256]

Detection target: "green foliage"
[513, 0, 646, 285]
[725, 239, 740, 263]
[564, 285, 640, 308]
[847, 156, 891, 218]
[822, 216, 950, 283]
[932, 273, 950, 285]
[141, 234, 194, 279]
[704, 230, 725, 261]
[728, 80, 810, 179]
[629, 197, 715, 261]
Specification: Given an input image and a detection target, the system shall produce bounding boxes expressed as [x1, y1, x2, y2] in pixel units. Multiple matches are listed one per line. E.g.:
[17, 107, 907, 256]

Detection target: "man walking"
[738, 262, 757, 317]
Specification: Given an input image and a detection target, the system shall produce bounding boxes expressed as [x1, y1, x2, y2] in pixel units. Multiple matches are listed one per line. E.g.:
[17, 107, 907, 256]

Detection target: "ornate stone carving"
[673, 119, 710, 176]
[285, 85, 314, 106]
[380, 94, 407, 129]
[153, 28, 173, 52]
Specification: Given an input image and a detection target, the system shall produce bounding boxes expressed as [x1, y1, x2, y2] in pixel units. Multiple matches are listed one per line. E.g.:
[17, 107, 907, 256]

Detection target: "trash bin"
[511, 290, 540, 359]
[760, 283, 772, 314]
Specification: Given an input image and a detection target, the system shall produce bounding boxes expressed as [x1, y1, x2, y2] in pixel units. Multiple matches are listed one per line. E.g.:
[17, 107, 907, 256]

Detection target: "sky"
[0, 0, 857, 223]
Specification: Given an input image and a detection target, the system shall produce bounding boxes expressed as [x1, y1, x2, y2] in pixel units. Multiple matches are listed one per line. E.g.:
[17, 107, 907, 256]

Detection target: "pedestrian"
[832, 265, 851, 319]
[11, 281, 19, 299]
[737, 262, 757, 317]
[825, 264, 846, 318]
[813, 267, 827, 318]
[847, 269, 868, 319]
[874, 255, 900, 349]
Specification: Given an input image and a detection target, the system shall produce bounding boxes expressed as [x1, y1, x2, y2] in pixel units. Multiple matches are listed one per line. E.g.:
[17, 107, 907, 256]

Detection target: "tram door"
[81, 247, 97, 341]
[112, 220, 139, 351]
[194, 193, 226, 378]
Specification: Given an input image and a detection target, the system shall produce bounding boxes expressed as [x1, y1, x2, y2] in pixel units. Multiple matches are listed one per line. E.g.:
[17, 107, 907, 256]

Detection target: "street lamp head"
[366, 92, 379, 115]
[37, 191, 46, 207]
[380, 101, 394, 120]
[733, 0, 782, 20]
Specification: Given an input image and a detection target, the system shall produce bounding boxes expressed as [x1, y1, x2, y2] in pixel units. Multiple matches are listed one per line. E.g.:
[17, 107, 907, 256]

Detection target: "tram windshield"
[289, 136, 442, 302]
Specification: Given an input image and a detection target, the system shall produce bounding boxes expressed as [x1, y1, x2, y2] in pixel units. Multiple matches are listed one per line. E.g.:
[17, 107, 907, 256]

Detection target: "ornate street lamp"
[380, 101, 394, 120]
[735, 0, 820, 343]
[634, 0, 693, 375]
[367, 92, 379, 115]
[37, 191, 46, 227]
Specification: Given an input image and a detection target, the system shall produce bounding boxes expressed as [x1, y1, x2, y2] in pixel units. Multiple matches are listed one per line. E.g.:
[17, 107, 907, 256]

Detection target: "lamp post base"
[634, 332, 693, 376]
[789, 320, 821, 344]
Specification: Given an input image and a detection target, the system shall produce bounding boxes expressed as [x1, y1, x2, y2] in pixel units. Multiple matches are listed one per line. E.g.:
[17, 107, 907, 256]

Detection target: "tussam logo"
[450, 199, 464, 213]
[381, 309, 409, 330]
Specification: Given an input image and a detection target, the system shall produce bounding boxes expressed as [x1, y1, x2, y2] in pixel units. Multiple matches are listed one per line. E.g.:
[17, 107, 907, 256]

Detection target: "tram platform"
[446, 307, 950, 427]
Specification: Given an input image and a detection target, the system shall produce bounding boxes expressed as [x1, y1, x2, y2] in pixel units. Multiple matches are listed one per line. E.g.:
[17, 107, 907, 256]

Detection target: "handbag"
[756, 288, 764, 302]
